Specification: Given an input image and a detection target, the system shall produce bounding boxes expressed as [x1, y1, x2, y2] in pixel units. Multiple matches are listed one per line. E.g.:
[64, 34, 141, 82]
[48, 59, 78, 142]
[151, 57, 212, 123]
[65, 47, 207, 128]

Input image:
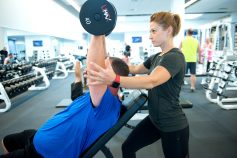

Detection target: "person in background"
[122, 45, 131, 65]
[87, 11, 189, 158]
[203, 37, 213, 72]
[0, 47, 9, 64]
[180, 29, 201, 92]
[4, 53, 14, 65]
[143, 48, 148, 61]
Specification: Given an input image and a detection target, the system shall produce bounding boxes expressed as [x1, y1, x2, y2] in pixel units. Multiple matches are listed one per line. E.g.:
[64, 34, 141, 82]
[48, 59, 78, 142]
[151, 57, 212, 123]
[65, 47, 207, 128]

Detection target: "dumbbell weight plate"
[79, 0, 117, 35]
[105, 1, 117, 36]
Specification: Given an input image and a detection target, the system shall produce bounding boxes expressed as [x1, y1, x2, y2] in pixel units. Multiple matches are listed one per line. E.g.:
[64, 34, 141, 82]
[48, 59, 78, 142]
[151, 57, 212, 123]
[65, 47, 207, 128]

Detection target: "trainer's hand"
[86, 57, 116, 86]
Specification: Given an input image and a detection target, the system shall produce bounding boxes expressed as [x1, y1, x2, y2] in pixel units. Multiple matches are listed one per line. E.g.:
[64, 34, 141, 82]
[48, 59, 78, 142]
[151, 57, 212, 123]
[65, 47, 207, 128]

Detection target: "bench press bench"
[79, 90, 148, 158]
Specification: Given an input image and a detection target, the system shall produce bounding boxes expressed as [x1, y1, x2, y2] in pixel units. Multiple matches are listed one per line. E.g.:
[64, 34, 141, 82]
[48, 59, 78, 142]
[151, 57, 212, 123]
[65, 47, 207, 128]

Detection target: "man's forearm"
[87, 36, 106, 69]
[87, 36, 107, 107]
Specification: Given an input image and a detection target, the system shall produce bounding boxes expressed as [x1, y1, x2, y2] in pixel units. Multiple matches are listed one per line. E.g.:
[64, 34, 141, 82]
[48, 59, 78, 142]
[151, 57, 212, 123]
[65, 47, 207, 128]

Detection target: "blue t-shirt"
[33, 88, 121, 158]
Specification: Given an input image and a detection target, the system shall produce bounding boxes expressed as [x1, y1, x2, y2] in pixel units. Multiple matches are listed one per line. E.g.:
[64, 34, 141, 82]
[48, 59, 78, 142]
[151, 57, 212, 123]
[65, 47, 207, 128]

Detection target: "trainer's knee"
[122, 139, 132, 153]
[122, 140, 136, 158]
[121, 141, 126, 152]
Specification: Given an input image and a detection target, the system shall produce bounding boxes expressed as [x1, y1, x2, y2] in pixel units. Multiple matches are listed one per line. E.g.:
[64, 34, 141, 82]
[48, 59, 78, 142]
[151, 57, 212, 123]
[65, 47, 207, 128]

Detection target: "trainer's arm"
[120, 66, 170, 89]
[88, 61, 171, 89]
[128, 64, 149, 74]
[87, 36, 107, 107]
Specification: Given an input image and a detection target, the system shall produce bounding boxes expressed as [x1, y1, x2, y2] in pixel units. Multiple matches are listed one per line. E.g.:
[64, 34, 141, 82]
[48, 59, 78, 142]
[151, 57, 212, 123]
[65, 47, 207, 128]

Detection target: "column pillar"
[230, 12, 237, 51]
[170, 0, 185, 47]
[0, 27, 9, 50]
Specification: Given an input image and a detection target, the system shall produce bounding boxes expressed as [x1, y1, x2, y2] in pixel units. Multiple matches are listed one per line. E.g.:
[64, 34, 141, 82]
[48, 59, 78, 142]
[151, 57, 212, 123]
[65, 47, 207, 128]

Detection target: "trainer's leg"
[161, 126, 189, 158]
[122, 116, 161, 158]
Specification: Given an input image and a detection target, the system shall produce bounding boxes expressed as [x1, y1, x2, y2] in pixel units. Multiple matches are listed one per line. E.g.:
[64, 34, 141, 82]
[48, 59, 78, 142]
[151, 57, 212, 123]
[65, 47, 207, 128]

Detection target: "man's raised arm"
[86, 36, 107, 107]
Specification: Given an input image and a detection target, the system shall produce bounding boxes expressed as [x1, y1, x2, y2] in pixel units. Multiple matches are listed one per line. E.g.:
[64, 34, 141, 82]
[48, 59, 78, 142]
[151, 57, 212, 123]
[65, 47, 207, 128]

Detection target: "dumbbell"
[79, 0, 117, 36]
[8, 84, 18, 96]
[5, 86, 14, 97]
[2, 80, 10, 87]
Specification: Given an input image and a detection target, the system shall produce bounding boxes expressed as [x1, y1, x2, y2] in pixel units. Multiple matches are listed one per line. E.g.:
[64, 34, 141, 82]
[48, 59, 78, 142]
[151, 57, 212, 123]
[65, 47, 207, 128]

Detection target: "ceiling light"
[66, 0, 81, 12]
[117, 16, 126, 22]
[185, 0, 199, 8]
[219, 7, 227, 10]
[184, 14, 202, 19]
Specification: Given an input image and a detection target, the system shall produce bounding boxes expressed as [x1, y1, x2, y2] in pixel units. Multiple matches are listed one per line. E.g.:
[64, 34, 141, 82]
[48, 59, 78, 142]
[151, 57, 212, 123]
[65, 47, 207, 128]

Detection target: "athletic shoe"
[184, 80, 188, 85]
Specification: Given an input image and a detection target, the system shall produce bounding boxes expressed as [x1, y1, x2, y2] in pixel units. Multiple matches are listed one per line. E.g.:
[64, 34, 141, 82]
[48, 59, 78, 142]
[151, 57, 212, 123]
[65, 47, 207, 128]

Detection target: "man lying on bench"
[0, 36, 129, 158]
[80, 90, 148, 158]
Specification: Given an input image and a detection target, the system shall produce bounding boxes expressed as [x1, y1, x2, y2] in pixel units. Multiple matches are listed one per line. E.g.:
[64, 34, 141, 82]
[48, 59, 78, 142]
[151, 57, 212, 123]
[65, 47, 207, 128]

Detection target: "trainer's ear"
[167, 25, 173, 36]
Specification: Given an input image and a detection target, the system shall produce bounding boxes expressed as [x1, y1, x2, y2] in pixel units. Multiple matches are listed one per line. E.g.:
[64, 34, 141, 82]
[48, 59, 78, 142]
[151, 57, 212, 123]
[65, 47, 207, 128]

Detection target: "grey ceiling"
[55, 0, 237, 22]
[74, 0, 171, 16]
[186, 0, 237, 21]
[7, 0, 237, 40]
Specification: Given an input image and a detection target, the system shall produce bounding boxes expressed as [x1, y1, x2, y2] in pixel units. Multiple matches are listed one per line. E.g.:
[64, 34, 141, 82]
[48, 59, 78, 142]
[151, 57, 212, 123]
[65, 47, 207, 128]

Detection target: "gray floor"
[1, 74, 237, 158]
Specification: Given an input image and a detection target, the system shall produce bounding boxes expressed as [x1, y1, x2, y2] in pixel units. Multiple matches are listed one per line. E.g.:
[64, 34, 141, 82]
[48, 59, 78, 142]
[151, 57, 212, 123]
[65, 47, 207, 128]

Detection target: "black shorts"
[1, 129, 42, 158]
[186, 62, 196, 75]
[71, 81, 84, 101]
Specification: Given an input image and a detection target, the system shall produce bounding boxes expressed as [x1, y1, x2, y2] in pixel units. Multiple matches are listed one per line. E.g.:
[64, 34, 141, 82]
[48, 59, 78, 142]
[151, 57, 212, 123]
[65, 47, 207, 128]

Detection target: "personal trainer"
[87, 11, 190, 158]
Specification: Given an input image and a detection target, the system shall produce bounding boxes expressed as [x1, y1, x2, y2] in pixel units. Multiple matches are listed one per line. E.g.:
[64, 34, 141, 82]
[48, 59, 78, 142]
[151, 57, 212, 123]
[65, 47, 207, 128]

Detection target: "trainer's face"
[149, 22, 168, 47]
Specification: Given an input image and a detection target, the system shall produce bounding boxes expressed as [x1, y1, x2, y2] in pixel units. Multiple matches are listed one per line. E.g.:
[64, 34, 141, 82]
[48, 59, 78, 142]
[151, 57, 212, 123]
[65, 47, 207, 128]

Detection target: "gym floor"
[0, 73, 237, 158]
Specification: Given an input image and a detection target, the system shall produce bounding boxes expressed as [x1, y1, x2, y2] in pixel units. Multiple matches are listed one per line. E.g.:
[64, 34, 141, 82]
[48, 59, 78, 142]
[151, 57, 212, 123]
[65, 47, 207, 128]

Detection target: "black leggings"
[122, 116, 189, 158]
[1, 130, 42, 158]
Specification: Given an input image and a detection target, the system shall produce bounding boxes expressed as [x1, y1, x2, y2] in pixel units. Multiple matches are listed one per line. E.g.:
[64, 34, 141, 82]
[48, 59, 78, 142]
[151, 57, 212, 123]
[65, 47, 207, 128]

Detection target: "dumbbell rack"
[0, 63, 35, 112]
[205, 57, 237, 110]
[0, 67, 50, 112]
[53, 56, 75, 79]
[0, 83, 11, 112]
[216, 61, 237, 110]
[52, 62, 68, 79]
[28, 66, 50, 91]
[205, 58, 225, 103]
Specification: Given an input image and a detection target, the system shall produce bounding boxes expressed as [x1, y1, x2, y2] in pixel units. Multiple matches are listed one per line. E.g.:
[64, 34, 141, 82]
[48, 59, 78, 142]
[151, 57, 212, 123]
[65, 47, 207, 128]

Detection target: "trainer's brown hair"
[150, 12, 181, 37]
